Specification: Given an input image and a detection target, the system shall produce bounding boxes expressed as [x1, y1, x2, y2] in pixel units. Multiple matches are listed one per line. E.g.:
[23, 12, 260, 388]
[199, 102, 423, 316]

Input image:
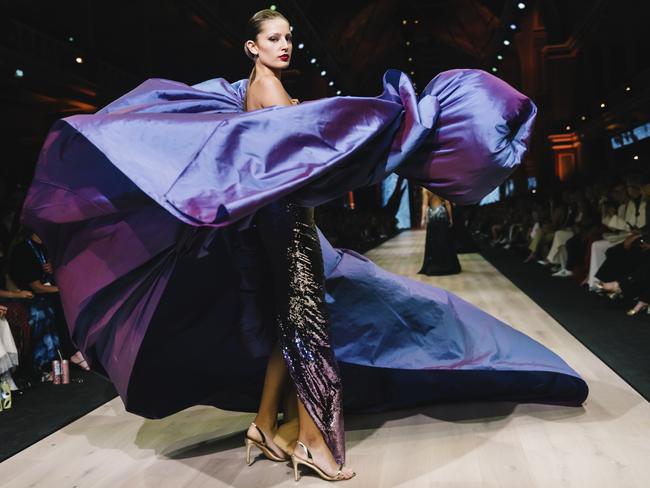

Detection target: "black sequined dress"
[255, 199, 345, 464]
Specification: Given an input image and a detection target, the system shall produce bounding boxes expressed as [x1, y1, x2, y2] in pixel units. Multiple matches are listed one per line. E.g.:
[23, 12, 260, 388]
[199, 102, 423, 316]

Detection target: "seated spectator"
[0, 304, 19, 392]
[8, 228, 90, 372]
[594, 174, 648, 285]
[597, 237, 650, 315]
[587, 180, 637, 289]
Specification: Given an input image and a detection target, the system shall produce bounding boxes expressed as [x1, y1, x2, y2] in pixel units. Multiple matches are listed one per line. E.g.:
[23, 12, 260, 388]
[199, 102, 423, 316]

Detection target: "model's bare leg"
[295, 396, 355, 479]
[248, 342, 288, 457]
[274, 385, 300, 454]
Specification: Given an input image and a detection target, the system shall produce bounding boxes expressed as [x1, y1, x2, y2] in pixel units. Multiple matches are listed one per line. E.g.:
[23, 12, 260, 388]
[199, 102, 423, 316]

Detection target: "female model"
[241, 9, 354, 482]
[419, 189, 461, 275]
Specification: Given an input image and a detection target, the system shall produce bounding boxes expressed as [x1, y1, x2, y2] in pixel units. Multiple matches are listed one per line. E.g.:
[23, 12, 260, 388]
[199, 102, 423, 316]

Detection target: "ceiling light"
[75, 57, 83, 64]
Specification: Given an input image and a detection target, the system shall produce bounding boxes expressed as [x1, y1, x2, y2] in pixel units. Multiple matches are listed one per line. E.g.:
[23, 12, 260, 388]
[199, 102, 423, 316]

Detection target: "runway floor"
[2, 229, 650, 487]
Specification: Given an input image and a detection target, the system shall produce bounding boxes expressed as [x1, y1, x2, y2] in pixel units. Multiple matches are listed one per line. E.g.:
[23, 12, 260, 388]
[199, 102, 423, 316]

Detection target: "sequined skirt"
[255, 199, 345, 464]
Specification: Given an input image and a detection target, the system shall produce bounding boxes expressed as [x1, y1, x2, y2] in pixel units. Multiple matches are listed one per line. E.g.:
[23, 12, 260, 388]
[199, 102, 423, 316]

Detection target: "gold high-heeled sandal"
[291, 441, 355, 482]
[244, 422, 289, 465]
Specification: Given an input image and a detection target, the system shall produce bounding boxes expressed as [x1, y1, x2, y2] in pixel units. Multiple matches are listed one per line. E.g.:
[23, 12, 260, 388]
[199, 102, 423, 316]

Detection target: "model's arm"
[444, 200, 453, 227]
[420, 189, 429, 228]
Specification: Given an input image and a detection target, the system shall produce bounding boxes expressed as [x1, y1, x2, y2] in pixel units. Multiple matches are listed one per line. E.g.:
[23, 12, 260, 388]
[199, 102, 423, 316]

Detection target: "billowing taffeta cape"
[22, 68, 588, 418]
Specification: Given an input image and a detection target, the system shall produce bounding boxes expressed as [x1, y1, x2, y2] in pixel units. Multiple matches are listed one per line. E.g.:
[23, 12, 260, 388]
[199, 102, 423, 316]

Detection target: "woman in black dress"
[419, 189, 462, 276]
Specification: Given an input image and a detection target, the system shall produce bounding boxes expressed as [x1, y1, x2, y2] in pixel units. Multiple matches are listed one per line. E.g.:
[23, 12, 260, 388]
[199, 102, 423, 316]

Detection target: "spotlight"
[405, 41, 411, 47]
[634, 155, 639, 160]
[310, 57, 316, 64]
[510, 24, 517, 30]
[625, 86, 631, 92]
[290, 26, 293, 32]
[14, 68, 24, 78]
[298, 43, 304, 49]
[581, 115, 586, 121]
[75, 56, 84, 64]
[497, 54, 503, 60]
[68, 36, 74, 42]
[503, 40, 510, 46]
[566, 125, 571, 131]
[320, 70, 327, 76]
[410, 71, 415, 75]
[600, 102, 606, 108]
[270, 4, 277, 11]
[336, 90, 341, 95]
[328, 81, 334, 86]
[517, 2, 526, 9]
[402, 19, 407, 25]
[414, 19, 419, 24]
[491, 67, 497, 72]
[408, 57, 413, 62]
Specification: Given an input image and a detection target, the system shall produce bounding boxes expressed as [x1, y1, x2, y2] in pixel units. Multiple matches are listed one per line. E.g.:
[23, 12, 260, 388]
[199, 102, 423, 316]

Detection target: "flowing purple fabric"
[22, 68, 587, 433]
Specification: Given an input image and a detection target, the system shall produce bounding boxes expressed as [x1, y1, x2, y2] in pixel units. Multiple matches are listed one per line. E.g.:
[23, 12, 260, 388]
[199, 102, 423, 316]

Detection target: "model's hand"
[17, 290, 34, 299]
[0, 305, 7, 319]
[43, 262, 54, 274]
[290, 98, 300, 105]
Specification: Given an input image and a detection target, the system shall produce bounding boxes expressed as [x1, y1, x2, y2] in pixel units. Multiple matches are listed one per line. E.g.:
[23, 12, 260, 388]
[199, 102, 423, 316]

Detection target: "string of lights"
[400, 17, 418, 92]
[269, 3, 342, 95]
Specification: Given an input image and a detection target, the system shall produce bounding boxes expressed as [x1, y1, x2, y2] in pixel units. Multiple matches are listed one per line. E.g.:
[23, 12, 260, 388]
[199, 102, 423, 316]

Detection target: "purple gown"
[22, 69, 587, 464]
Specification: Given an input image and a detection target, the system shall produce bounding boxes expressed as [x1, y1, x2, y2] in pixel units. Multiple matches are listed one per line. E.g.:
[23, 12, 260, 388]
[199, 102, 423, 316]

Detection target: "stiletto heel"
[243, 422, 289, 465]
[245, 437, 254, 465]
[291, 441, 355, 482]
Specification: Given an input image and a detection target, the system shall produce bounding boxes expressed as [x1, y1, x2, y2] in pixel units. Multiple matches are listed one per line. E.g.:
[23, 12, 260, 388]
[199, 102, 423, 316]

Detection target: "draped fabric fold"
[22, 68, 587, 423]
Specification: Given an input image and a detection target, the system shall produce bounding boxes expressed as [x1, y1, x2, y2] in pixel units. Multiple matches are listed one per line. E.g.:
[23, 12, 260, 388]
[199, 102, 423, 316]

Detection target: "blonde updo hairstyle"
[243, 9, 290, 108]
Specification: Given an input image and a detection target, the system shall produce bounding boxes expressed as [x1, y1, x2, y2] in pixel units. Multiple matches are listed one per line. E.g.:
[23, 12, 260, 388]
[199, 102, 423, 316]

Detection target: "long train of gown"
[21, 68, 588, 458]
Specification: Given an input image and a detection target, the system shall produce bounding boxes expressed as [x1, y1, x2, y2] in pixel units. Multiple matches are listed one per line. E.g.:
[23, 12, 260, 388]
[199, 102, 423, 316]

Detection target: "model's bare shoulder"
[250, 75, 292, 108]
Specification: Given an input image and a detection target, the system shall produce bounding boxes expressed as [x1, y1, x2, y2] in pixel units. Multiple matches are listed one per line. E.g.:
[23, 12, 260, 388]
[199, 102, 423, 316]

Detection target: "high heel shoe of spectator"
[595, 282, 622, 300]
[626, 302, 649, 317]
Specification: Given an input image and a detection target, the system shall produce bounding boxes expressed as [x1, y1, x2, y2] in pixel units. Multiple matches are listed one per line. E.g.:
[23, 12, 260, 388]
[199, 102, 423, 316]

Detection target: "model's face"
[248, 18, 292, 71]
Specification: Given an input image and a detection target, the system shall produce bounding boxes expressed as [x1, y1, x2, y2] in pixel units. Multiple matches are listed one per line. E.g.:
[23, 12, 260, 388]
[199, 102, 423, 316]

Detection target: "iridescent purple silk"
[22, 69, 587, 420]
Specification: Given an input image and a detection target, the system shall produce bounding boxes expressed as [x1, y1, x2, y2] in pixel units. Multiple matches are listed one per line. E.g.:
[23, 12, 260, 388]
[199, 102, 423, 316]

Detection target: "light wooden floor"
[2, 230, 650, 487]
